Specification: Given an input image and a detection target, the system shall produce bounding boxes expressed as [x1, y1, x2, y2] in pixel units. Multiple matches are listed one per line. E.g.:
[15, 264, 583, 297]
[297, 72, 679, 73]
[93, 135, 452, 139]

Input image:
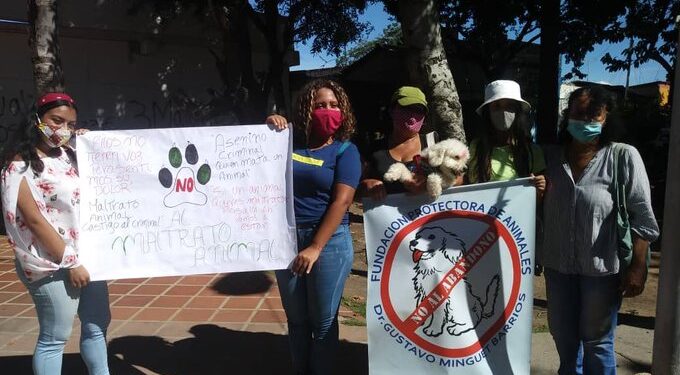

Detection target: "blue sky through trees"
[292, 3, 667, 86]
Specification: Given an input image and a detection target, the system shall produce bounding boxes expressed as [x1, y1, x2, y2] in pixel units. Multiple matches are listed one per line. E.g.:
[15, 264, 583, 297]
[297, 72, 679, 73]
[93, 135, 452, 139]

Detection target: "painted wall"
[0, 1, 295, 147]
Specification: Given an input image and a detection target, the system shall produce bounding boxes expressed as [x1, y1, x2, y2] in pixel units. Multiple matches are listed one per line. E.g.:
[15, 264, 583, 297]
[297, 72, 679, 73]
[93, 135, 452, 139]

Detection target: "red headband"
[37, 93, 76, 108]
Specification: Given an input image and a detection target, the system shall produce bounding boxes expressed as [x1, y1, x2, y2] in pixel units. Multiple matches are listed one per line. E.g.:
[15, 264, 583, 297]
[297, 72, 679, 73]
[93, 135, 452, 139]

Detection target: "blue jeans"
[276, 224, 354, 375]
[17, 261, 111, 375]
[544, 268, 622, 375]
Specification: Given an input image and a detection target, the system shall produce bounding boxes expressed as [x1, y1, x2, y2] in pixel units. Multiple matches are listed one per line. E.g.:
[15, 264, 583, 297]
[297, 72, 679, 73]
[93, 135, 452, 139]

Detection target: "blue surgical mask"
[567, 119, 602, 143]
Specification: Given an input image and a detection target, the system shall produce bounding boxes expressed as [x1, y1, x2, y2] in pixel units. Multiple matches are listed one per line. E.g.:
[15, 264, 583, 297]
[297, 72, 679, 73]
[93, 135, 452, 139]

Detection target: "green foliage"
[437, 0, 541, 79]
[127, 0, 372, 120]
[129, 0, 373, 58]
[600, 0, 678, 79]
[289, 0, 373, 56]
[560, 0, 631, 80]
[336, 22, 403, 67]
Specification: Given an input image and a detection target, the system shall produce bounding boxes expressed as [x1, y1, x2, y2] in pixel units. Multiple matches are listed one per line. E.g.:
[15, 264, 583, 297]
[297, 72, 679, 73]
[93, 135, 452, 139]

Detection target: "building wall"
[0, 1, 295, 147]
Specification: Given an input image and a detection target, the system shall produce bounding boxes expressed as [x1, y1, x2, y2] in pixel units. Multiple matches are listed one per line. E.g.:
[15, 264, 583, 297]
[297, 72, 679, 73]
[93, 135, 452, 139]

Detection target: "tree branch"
[499, 20, 538, 68]
[247, 1, 266, 33]
[283, 2, 305, 47]
[527, 33, 540, 45]
[649, 49, 673, 76]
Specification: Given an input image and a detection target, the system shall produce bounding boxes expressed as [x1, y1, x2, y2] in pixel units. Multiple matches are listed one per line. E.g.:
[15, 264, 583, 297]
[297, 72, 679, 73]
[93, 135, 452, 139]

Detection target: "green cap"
[391, 86, 428, 111]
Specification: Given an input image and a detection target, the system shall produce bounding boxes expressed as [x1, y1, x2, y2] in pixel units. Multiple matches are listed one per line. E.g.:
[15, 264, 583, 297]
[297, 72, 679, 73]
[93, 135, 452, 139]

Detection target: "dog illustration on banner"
[410, 226, 500, 337]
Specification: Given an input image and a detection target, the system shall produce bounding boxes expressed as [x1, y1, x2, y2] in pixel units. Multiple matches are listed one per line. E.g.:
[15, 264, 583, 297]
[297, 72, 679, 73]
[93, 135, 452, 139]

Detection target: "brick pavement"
[0, 242, 368, 374]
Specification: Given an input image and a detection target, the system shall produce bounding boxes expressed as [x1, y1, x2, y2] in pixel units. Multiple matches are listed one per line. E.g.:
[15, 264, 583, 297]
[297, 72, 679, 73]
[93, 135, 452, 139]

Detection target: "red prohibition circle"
[379, 210, 521, 358]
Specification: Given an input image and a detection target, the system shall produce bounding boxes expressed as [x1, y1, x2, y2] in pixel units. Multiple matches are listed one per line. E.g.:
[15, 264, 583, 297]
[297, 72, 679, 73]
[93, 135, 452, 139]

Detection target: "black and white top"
[366, 132, 438, 195]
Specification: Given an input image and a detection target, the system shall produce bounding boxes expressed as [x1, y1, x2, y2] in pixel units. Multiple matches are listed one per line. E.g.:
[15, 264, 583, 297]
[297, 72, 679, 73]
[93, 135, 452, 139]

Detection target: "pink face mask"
[391, 106, 425, 133]
[310, 108, 343, 139]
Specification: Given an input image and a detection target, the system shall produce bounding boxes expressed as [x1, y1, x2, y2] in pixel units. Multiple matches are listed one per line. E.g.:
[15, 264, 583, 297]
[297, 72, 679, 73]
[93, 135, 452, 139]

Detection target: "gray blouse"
[539, 143, 659, 276]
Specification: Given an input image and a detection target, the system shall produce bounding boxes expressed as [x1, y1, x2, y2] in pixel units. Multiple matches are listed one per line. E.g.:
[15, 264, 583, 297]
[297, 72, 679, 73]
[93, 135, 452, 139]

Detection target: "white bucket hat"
[475, 80, 531, 115]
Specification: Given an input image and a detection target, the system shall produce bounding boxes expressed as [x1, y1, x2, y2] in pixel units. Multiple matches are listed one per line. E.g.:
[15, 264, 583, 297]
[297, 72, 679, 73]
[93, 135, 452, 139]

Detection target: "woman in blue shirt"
[267, 79, 361, 374]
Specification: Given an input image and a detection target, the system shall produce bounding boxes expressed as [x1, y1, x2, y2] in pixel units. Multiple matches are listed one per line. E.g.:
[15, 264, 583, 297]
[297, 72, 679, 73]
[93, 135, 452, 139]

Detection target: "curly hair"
[558, 86, 623, 145]
[474, 101, 533, 182]
[293, 79, 356, 147]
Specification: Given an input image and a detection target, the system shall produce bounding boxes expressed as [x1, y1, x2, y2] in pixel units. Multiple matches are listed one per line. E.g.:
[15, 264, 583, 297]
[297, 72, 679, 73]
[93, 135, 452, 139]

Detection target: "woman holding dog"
[266, 79, 361, 374]
[467, 80, 546, 195]
[1, 93, 111, 374]
[361, 86, 444, 199]
[541, 86, 658, 374]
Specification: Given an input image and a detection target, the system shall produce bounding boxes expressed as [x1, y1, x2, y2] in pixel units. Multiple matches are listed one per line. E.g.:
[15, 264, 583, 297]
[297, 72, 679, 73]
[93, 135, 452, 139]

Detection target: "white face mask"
[490, 110, 516, 131]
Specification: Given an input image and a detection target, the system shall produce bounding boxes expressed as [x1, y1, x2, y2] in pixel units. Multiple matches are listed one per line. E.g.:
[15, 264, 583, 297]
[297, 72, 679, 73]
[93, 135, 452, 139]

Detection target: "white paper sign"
[363, 179, 535, 374]
[76, 125, 296, 281]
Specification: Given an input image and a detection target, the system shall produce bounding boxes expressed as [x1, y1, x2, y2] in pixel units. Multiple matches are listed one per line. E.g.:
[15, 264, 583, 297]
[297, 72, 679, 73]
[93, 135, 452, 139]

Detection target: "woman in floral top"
[1, 93, 110, 374]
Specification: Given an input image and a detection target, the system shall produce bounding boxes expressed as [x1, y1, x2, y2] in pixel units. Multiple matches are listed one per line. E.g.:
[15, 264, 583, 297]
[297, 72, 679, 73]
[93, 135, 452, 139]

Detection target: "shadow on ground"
[349, 212, 364, 224]
[535, 298, 655, 330]
[0, 324, 368, 375]
[210, 271, 274, 296]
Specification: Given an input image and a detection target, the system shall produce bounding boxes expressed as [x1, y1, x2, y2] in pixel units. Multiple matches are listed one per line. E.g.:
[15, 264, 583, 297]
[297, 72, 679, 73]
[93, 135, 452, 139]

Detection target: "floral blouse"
[1, 150, 80, 282]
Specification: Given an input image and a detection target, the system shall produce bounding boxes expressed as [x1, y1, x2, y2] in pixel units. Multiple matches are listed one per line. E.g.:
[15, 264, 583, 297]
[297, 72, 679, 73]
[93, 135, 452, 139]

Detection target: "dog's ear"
[427, 146, 445, 167]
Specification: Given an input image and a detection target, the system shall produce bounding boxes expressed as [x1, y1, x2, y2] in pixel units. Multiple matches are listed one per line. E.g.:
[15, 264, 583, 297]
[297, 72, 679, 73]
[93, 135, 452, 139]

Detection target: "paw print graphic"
[158, 142, 211, 208]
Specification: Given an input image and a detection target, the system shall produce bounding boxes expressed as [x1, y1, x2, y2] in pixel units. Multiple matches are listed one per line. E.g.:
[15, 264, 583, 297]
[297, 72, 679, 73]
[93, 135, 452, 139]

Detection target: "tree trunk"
[262, 0, 286, 116]
[652, 22, 680, 375]
[396, 0, 465, 142]
[537, 0, 560, 144]
[28, 0, 65, 96]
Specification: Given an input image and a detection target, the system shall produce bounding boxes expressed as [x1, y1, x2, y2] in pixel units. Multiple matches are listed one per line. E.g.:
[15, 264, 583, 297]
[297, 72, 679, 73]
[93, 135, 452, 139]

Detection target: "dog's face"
[422, 139, 469, 178]
[409, 226, 466, 263]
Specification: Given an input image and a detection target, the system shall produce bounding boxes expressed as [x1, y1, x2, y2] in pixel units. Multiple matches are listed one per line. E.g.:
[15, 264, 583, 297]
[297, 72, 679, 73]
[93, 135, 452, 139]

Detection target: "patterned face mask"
[36, 114, 72, 148]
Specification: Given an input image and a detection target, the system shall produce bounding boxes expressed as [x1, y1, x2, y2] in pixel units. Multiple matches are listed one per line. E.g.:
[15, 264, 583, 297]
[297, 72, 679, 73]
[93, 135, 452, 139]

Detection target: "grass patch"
[341, 317, 366, 326]
[532, 324, 549, 333]
[341, 296, 366, 318]
[340, 296, 367, 327]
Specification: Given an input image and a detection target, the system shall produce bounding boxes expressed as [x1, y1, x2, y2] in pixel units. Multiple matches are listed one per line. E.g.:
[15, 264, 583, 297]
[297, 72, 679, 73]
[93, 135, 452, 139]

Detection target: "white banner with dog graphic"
[76, 125, 297, 281]
[364, 178, 536, 375]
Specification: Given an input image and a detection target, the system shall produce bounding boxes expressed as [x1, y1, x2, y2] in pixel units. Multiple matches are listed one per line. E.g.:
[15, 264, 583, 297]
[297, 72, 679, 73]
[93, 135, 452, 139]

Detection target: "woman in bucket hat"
[1, 93, 111, 374]
[361, 86, 447, 200]
[467, 80, 546, 195]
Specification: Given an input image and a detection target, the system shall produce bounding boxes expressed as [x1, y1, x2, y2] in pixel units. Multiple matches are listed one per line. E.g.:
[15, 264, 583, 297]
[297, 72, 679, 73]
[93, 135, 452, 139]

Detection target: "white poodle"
[383, 138, 469, 199]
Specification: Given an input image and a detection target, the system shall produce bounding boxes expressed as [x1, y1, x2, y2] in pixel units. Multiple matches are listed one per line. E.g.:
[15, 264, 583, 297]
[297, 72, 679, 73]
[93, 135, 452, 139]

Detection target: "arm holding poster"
[266, 79, 361, 375]
[77, 123, 297, 281]
[0, 92, 111, 372]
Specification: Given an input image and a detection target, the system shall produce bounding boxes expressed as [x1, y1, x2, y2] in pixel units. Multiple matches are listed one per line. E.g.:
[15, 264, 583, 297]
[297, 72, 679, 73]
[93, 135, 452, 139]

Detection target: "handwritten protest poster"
[76, 125, 296, 281]
[363, 179, 535, 374]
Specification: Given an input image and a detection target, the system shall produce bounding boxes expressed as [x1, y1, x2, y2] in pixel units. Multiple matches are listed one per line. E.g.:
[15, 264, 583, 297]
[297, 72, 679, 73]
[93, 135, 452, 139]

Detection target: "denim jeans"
[16, 261, 111, 375]
[275, 224, 354, 375]
[544, 268, 622, 375]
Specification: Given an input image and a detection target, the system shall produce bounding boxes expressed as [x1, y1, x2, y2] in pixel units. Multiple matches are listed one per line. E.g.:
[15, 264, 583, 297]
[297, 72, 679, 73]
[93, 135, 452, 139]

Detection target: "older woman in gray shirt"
[540, 86, 659, 375]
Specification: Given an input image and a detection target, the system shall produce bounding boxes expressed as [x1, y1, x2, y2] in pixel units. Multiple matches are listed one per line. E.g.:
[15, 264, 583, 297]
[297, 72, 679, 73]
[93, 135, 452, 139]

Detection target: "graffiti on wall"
[0, 90, 36, 145]
[0, 89, 241, 150]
